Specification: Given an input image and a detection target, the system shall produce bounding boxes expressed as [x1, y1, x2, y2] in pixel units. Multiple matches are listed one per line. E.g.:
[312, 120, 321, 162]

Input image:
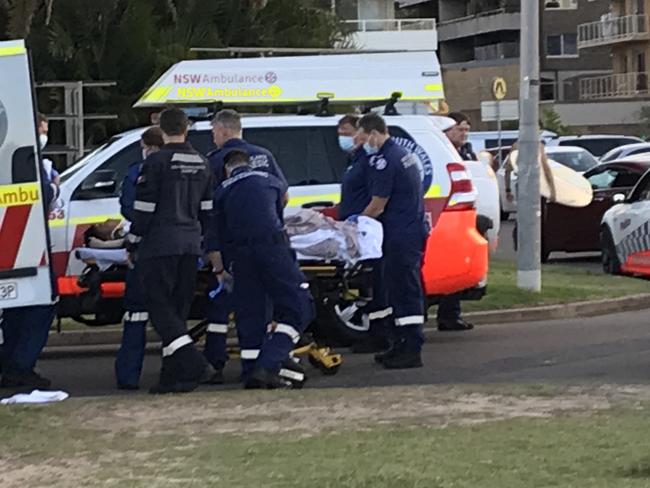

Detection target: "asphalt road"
[32, 308, 650, 397]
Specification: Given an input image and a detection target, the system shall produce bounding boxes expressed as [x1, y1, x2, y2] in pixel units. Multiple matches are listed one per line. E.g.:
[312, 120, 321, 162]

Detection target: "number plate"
[0, 282, 18, 301]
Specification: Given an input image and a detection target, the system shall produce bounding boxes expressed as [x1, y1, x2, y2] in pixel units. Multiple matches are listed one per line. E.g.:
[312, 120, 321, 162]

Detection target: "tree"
[541, 107, 570, 136]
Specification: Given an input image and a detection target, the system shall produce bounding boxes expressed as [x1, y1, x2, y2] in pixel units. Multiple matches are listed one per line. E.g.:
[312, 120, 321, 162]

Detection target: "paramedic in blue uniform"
[439, 112, 477, 331]
[203, 109, 288, 379]
[114, 126, 164, 390]
[356, 113, 427, 369]
[207, 149, 313, 389]
[126, 108, 215, 394]
[1, 114, 58, 389]
[337, 114, 391, 354]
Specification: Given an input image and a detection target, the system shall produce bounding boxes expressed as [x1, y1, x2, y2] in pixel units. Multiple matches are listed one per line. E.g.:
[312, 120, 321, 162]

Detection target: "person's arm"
[362, 196, 389, 219]
[199, 169, 215, 235]
[363, 156, 395, 218]
[126, 158, 162, 248]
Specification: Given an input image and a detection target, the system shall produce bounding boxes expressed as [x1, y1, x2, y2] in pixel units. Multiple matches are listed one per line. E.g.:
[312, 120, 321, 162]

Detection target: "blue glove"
[208, 282, 224, 300]
[346, 214, 360, 223]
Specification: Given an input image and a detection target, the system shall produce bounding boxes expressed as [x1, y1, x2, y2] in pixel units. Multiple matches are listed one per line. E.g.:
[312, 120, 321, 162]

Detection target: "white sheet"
[75, 248, 128, 270]
[1, 389, 69, 405]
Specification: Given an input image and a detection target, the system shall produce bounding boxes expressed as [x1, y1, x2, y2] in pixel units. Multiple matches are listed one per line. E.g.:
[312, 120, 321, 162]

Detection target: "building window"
[544, 0, 577, 9]
[546, 33, 578, 57]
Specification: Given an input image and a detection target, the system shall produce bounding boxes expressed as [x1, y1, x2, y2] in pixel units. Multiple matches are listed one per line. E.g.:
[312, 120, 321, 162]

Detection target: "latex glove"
[346, 214, 360, 223]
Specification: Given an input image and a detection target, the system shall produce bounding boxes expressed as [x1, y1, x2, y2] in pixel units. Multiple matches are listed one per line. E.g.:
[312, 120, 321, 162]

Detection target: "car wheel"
[601, 227, 621, 275]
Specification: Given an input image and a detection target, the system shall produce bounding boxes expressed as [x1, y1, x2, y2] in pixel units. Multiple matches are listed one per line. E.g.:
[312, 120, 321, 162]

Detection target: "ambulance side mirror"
[76, 169, 117, 199]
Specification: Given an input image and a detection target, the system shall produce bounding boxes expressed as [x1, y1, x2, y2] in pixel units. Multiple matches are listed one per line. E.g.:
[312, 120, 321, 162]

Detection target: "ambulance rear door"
[0, 39, 56, 307]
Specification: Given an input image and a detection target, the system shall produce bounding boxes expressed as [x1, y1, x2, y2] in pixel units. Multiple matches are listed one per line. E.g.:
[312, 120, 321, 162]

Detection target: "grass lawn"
[462, 260, 649, 312]
[2, 385, 650, 487]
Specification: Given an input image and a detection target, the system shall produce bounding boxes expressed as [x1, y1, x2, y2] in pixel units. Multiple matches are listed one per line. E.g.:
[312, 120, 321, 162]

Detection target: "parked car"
[542, 157, 650, 262]
[497, 146, 598, 220]
[601, 167, 650, 276]
[544, 146, 599, 173]
[600, 142, 650, 163]
[546, 135, 643, 158]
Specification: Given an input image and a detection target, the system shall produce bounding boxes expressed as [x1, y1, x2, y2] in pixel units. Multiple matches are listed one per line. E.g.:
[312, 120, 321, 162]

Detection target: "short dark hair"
[141, 126, 164, 148]
[212, 109, 242, 132]
[358, 113, 388, 135]
[159, 108, 189, 136]
[37, 113, 48, 125]
[337, 114, 359, 129]
[224, 148, 250, 168]
[447, 112, 471, 126]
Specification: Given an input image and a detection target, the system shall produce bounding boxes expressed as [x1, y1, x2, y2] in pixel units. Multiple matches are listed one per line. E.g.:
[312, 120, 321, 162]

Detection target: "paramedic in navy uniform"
[356, 113, 428, 369]
[208, 109, 286, 187]
[126, 108, 215, 394]
[337, 114, 391, 354]
[206, 149, 313, 389]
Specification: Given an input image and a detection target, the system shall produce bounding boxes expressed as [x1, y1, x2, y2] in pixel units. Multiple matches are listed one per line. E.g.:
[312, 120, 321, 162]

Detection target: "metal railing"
[579, 72, 650, 100]
[341, 18, 436, 32]
[578, 14, 648, 49]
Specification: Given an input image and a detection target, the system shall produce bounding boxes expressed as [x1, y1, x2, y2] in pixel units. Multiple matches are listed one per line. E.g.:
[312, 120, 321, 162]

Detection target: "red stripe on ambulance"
[0, 204, 32, 270]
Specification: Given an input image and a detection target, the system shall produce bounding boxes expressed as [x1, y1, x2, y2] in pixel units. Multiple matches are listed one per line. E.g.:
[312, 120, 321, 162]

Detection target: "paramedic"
[439, 112, 476, 332]
[126, 108, 215, 394]
[209, 109, 287, 187]
[207, 149, 313, 389]
[203, 109, 287, 379]
[1, 116, 58, 389]
[114, 126, 164, 390]
[337, 114, 391, 354]
[357, 113, 427, 369]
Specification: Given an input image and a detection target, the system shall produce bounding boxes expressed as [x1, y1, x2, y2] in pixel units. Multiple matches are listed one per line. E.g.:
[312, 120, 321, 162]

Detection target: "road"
[34, 309, 650, 397]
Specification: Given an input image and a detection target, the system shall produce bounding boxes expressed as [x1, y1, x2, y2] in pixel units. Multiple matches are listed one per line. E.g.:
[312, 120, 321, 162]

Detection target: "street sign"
[481, 100, 519, 122]
[492, 77, 507, 100]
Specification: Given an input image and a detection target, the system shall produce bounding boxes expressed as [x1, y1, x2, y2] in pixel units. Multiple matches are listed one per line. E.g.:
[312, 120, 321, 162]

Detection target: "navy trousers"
[115, 265, 148, 387]
[383, 232, 426, 353]
[203, 282, 233, 371]
[232, 243, 313, 378]
[1, 304, 56, 375]
[437, 295, 462, 322]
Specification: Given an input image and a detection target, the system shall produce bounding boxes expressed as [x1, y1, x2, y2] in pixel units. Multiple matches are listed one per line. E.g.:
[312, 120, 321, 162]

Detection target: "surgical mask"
[338, 135, 355, 152]
[363, 142, 379, 155]
[39, 134, 48, 149]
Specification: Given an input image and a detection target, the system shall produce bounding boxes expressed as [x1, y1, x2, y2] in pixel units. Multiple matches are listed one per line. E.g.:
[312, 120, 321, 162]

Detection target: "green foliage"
[540, 107, 570, 136]
[1, 0, 345, 132]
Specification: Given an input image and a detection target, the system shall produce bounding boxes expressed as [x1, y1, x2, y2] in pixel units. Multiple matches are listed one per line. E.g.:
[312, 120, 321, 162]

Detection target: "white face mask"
[39, 134, 48, 149]
[338, 135, 355, 152]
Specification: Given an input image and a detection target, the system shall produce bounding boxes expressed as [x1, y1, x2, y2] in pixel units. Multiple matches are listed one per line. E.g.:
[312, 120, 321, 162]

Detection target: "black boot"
[437, 318, 474, 331]
[381, 348, 422, 369]
[202, 368, 224, 385]
[245, 368, 293, 390]
[278, 358, 307, 389]
[1, 370, 51, 389]
[150, 346, 215, 394]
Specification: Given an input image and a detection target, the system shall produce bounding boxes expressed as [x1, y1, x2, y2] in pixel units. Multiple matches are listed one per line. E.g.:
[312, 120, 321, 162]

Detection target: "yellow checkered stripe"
[0, 44, 26, 57]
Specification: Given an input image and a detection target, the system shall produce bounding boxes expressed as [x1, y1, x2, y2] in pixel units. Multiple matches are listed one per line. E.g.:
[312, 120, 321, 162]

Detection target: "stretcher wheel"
[308, 346, 343, 375]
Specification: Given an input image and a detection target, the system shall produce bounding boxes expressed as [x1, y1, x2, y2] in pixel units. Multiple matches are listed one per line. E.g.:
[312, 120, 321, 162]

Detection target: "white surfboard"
[508, 150, 593, 208]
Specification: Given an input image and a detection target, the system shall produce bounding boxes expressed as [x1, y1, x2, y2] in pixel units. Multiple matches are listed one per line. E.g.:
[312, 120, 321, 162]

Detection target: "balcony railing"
[341, 18, 436, 32]
[580, 72, 650, 100]
[578, 14, 649, 49]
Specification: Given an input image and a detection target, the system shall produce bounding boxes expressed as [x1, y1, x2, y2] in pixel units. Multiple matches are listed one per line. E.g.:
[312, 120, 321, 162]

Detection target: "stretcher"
[57, 248, 377, 375]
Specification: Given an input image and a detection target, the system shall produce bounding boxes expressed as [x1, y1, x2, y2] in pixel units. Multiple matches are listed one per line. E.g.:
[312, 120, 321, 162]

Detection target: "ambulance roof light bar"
[190, 46, 434, 57]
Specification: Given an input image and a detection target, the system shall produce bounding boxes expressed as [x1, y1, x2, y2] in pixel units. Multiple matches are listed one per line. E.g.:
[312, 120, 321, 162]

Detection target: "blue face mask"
[363, 142, 379, 155]
[338, 135, 355, 152]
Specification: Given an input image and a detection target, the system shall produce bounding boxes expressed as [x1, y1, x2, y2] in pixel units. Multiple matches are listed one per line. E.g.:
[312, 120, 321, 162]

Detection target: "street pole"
[517, 0, 541, 291]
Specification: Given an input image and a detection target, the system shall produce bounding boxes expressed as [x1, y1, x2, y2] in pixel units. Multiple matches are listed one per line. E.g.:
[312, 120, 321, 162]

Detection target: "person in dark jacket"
[439, 112, 477, 332]
[114, 126, 164, 390]
[126, 108, 215, 394]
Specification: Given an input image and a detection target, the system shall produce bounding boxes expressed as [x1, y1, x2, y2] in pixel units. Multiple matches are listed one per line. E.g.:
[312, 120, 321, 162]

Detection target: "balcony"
[437, 8, 521, 42]
[578, 14, 649, 49]
[579, 72, 650, 100]
[341, 18, 437, 51]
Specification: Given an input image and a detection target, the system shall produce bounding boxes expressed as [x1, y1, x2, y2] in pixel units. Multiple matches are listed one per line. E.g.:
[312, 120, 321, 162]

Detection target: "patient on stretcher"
[76, 219, 129, 270]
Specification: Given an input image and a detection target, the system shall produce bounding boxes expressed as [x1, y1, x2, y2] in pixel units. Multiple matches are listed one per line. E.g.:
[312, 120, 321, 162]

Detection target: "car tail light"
[445, 162, 477, 211]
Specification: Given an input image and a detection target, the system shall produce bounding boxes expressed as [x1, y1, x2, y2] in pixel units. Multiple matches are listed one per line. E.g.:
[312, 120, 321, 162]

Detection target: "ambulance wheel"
[601, 227, 621, 275]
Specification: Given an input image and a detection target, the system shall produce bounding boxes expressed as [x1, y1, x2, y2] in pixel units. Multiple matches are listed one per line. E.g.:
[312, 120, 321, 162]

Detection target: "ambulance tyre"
[601, 226, 621, 275]
[315, 300, 367, 347]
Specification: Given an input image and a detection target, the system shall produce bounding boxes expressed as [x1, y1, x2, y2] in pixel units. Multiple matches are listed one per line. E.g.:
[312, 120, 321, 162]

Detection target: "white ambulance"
[0, 40, 56, 309]
[47, 51, 488, 326]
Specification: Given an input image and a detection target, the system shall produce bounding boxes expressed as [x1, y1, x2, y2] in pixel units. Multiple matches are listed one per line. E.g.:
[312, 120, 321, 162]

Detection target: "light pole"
[517, 0, 542, 291]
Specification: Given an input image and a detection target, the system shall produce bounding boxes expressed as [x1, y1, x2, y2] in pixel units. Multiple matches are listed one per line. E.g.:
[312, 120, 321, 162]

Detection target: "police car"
[601, 168, 650, 276]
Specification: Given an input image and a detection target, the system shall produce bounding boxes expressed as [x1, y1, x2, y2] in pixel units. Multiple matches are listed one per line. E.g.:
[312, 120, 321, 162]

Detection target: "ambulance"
[0, 40, 56, 310]
[30, 50, 489, 328]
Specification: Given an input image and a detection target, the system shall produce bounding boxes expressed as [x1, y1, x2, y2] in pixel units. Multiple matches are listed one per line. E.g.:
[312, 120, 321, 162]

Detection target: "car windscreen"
[548, 151, 598, 172]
